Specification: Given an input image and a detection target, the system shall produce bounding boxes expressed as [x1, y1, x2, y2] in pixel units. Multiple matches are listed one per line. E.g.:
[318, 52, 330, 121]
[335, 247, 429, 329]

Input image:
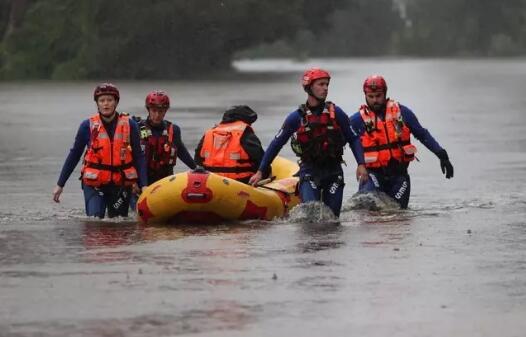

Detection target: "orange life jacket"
[290, 102, 345, 164]
[359, 100, 417, 168]
[200, 120, 256, 181]
[81, 113, 138, 187]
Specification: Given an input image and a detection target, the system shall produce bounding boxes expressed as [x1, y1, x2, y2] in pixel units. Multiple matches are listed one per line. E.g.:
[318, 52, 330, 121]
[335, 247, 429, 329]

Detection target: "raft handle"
[185, 192, 208, 200]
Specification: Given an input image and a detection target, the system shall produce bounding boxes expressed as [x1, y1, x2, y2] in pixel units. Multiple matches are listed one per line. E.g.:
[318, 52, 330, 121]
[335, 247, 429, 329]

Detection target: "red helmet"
[145, 90, 170, 109]
[93, 83, 120, 101]
[363, 75, 387, 94]
[301, 68, 331, 88]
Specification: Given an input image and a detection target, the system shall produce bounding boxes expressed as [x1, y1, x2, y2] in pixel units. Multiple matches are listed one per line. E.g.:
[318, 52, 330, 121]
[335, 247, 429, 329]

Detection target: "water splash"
[0, 208, 139, 228]
[343, 192, 401, 212]
[286, 202, 339, 224]
[342, 193, 500, 222]
[339, 192, 442, 224]
[80, 215, 138, 224]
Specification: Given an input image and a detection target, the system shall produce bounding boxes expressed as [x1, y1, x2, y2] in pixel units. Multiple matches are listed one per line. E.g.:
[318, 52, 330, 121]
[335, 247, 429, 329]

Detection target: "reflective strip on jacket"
[200, 120, 256, 180]
[359, 100, 417, 168]
[81, 113, 138, 187]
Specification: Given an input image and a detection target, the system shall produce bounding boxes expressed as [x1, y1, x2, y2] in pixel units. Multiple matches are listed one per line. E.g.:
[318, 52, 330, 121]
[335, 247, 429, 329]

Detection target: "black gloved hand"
[193, 165, 206, 173]
[436, 149, 454, 179]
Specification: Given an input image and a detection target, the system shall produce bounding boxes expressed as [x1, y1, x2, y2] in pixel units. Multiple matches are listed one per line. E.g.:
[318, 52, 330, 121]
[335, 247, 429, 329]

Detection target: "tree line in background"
[1, 0, 525, 80]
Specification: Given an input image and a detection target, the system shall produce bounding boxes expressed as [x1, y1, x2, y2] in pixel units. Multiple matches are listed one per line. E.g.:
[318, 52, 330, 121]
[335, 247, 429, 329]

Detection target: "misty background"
[1, 0, 525, 80]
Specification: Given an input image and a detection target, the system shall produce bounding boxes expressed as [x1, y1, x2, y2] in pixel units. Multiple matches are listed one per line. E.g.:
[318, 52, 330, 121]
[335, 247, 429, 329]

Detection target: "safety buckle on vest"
[365, 120, 375, 133]
[394, 118, 404, 137]
[402, 144, 417, 155]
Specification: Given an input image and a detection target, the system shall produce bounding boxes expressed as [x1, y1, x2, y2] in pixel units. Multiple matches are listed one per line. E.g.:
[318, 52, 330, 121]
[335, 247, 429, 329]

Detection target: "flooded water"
[1, 58, 525, 336]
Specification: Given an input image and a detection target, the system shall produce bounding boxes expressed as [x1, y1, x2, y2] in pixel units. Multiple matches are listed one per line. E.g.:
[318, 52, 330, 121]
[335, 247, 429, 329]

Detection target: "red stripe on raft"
[137, 197, 155, 224]
[275, 192, 291, 214]
[239, 200, 267, 220]
[181, 172, 213, 203]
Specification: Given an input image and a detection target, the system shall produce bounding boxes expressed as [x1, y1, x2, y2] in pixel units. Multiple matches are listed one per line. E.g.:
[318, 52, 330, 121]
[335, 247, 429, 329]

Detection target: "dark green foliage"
[238, 0, 404, 58]
[0, 0, 305, 79]
[1, 0, 526, 79]
[240, 0, 526, 58]
[399, 0, 526, 56]
[319, 0, 404, 56]
[0, 2, 10, 39]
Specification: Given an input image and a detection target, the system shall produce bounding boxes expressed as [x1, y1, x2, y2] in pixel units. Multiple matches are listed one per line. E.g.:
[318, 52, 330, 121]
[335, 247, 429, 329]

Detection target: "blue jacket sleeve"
[258, 111, 300, 172]
[349, 111, 367, 137]
[334, 106, 365, 165]
[57, 120, 90, 187]
[129, 119, 148, 188]
[400, 105, 444, 155]
[172, 124, 197, 170]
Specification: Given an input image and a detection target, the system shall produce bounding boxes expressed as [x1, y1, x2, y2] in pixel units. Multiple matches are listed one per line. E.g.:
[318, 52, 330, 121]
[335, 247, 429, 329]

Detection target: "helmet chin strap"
[306, 86, 325, 105]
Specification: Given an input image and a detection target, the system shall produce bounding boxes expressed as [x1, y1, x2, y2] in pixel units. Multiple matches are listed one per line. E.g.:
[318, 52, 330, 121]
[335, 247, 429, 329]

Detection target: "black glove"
[436, 149, 454, 179]
[193, 165, 207, 173]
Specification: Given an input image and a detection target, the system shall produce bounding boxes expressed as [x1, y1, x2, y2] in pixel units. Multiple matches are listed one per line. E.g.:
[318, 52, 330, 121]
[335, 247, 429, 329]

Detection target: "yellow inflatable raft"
[136, 156, 300, 224]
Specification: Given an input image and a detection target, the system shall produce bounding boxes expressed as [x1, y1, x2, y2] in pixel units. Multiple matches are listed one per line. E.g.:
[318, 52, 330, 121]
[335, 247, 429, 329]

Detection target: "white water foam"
[286, 202, 339, 224]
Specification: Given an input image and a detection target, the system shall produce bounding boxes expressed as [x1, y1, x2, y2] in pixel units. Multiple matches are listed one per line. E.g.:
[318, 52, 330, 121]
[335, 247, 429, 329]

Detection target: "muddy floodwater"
[1, 59, 525, 336]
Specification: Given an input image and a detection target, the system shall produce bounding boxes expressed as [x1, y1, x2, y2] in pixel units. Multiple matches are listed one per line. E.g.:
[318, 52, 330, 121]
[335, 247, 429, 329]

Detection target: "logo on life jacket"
[81, 113, 138, 187]
[290, 102, 345, 164]
[359, 99, 417, 168]
[199, 120, 256, 180]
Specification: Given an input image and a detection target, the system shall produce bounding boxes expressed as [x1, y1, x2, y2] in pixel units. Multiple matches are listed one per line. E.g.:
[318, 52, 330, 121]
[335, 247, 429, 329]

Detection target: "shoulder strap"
[298, 104, 308, 118]
[359, 105, 377, 134]
[297, 104, 310, 126]
[117, 113, 131, 144]
[117, 113, 130, 122]
[325, 101, 336, 120]
[386, 99, 401, 118]
[88, 114, 102, 135]
[167, 122, 175, 144]
[135, 118, 152, 139]
[359, 105, 373, 121]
